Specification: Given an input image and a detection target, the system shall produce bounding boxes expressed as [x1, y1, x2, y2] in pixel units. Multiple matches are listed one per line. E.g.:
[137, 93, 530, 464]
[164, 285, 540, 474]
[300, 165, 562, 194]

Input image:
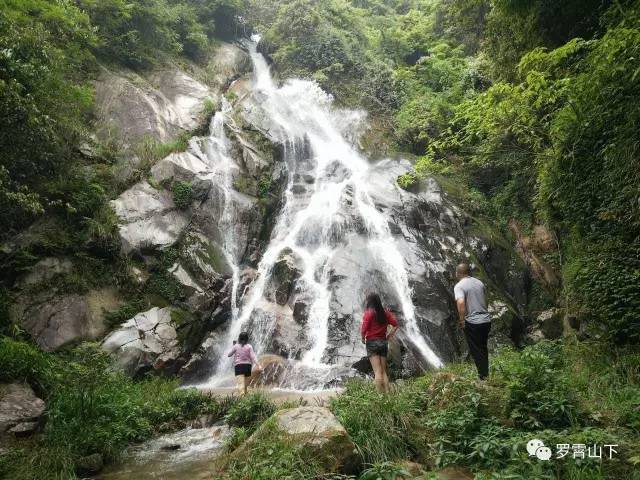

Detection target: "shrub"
[494, 341, 577, 429]
[172, 181, 194, 209]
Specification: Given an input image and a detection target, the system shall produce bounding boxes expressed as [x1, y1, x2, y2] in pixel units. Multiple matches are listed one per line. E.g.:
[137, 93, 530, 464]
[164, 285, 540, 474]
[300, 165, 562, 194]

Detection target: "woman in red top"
[360, 293, 399, 393]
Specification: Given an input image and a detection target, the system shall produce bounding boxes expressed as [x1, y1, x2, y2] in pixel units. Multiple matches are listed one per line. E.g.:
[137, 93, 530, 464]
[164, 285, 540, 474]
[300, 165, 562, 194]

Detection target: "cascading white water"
[190, 100, 241, 321]
[202, 39, 443, 389]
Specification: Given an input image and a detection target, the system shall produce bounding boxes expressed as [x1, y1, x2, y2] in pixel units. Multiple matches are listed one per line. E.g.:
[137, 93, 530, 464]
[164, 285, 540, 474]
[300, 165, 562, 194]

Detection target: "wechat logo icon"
[527, 439, 552, 461]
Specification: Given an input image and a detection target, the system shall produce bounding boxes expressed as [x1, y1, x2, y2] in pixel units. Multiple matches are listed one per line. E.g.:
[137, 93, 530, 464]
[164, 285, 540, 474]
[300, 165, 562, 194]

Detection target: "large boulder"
[204, 43, 251, 92]
[233, 406, 359, 474]
[249, 354, 288, 387]
[93, 42, 250, 163]
[12, 289, 118, 352]
[272, 406, 359, 473]
[0, 383, 45, 439]
[150, 149, 213, 200]
[102, 307, 180, 377]
[112, 181, 190, 254]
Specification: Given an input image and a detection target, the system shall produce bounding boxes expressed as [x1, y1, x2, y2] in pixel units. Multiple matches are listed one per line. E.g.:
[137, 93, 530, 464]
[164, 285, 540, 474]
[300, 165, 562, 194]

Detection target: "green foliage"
[494, 342, 577, 429]
[330, 379, 422, 464]
[172, 180, 194, 209]
[103, 298, 148, 328]
[216, 418, 327, 480]
[411, 2, 640, 341]
[0, 6, 93, 236]
[359, 462, 411, 480]
[0, 338, 232, 479]
[224, 392, 277, 432]
[483, 0, 611, 80]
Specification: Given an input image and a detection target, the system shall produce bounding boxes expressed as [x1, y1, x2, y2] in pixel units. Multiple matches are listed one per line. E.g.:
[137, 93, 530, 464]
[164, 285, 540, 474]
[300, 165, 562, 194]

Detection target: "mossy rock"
[225, 406, 360, 475]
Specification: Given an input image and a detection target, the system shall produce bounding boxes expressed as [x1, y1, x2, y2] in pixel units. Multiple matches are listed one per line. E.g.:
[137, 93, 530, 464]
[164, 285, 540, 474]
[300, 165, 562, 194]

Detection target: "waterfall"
[200, 40, 443, 389]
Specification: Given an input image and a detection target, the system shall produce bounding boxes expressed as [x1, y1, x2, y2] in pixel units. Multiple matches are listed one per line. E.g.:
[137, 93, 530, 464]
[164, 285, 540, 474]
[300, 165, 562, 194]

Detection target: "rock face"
[95, 66, 211, 150]
[14, 257, 73, 288]
[238, 406, 359, 474]
[102, 307, 180, 377]
[0, 383, 45, 439]
[93, 42, 250, 151]
[12, 289, 118, 352]
[111, 181, 190, 254]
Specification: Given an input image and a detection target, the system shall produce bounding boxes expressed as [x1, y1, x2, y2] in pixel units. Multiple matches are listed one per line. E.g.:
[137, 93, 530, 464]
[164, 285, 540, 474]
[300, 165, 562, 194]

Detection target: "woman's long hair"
[238, 332, 249, 346]
[365, 293, 387, 325]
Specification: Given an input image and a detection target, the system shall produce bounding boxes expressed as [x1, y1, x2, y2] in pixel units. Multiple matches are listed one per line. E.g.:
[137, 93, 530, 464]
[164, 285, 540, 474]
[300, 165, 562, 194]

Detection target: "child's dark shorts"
[234, 363, 252, 377]
[366, 339, 388, 357]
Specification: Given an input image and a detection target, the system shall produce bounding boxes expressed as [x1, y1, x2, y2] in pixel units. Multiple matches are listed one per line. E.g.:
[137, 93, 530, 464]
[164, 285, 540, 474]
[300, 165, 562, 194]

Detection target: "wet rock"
[292, 300, 309, 326]
[102, 307, 180, 377]
[179, 332, 224, 384]
[98, 426, 230, 480]
[112, 181, 190, 254]
[0, 383, 45, 436]
[265, 249, 302, 306]
[76, 453, 104, 476]
[249, 354, 287, 387]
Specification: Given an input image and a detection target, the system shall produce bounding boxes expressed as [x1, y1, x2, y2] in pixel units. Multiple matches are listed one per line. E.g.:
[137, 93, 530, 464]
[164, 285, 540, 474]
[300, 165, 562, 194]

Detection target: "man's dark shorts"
[366, 339, 388, 357]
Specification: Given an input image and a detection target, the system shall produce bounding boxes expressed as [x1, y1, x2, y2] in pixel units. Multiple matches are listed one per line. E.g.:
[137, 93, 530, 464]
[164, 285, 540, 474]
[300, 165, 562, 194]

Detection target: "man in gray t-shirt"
[454, 263, 491, 379]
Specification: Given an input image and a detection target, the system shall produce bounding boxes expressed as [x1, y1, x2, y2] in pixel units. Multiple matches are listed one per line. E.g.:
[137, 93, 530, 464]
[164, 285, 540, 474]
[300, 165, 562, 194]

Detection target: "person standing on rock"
[227, 332, 263, 396]
[454, 263, 491, 380]
[360, 293, 399, 393]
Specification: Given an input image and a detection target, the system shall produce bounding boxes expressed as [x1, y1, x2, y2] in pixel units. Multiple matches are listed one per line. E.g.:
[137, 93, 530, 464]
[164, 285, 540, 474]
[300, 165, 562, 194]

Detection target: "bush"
[172, 180, 194, 209]
[359, 462, 411, 480]
[494, 341, 577, 429]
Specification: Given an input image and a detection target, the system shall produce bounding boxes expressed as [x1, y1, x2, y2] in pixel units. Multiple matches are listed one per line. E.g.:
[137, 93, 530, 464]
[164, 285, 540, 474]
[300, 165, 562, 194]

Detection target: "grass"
[327, 340, 640, 480]
[1, 336, 638, 480]
[215, 418, 329, 480]
[0, 338, 234, 480]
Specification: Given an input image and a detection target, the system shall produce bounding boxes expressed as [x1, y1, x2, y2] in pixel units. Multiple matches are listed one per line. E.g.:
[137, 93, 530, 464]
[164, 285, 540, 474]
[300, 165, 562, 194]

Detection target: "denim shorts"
[366, 339, 388, 357]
